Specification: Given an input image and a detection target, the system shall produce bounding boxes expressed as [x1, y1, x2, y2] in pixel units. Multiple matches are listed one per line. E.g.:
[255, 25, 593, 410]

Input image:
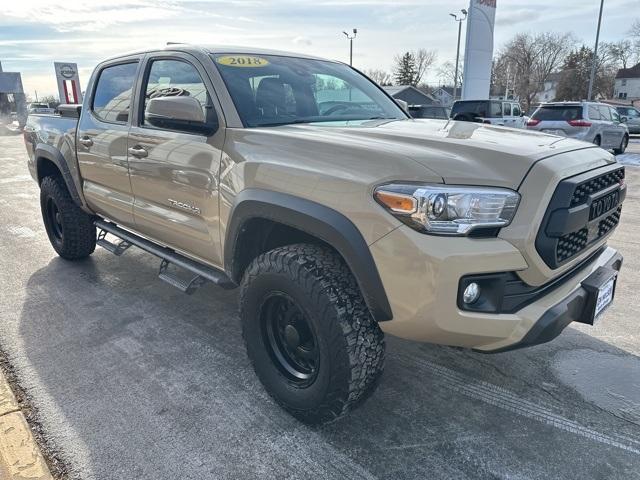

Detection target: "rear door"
[127, 52, 226, 266]
[529, 104, 583, 136]
[608, 107, 626, 146]
[77, 57, 141, 228]
[597, 105, 620, 148]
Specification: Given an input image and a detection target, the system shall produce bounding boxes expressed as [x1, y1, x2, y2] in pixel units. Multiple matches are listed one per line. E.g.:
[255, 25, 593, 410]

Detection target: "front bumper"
[369, 225, 622, 352]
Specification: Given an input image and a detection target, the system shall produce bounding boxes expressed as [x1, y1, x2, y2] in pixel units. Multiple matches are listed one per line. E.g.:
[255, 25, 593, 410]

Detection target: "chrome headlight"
[374, 184, 520, 236]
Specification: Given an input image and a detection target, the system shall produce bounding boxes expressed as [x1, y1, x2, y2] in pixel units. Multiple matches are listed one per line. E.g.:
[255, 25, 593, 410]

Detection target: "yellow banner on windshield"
[216, 55, 270, 67]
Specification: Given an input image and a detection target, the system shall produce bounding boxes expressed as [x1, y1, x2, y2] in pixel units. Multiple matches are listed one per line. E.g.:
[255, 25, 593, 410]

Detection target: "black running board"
[95, 219, 236, 292]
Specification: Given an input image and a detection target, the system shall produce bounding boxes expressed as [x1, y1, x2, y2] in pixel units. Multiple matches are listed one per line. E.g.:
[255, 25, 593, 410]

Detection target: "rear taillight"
[526, 119, 540, 127]
[567, 120, 592, 127]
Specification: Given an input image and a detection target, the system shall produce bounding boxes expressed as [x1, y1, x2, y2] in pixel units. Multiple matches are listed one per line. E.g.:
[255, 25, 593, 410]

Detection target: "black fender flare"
[225, 189, 393, 322]
[34, 144, 83, 207]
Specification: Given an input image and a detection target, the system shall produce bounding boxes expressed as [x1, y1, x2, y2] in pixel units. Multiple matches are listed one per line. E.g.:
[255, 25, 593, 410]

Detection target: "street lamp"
[450, 9, 467, 102]
[587, 0, 605, 100]
[343, 28, 357, 66]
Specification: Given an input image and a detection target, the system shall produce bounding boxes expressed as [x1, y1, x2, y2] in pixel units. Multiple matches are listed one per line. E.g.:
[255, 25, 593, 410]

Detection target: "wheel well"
[37, 157, 62, 184]
[231, 218, 338, 282]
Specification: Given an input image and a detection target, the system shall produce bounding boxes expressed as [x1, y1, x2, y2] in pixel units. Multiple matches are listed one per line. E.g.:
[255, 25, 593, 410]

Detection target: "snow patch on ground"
[616, 153, 640, 166]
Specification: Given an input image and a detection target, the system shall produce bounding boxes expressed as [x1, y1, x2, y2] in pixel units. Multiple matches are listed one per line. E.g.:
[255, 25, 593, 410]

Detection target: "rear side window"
[512, 104, 521, 116]
[588, 105, 601, 120]
[503, 103, 512, 116]
[92, 62, 138, 124]
[451, 101, 487, 117]
[598, 105, 612, 121]
[532, 105, 582, 121]
[490, 102, 502, 117]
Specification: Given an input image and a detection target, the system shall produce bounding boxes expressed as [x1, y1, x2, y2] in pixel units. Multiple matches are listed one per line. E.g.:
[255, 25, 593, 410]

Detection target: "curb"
[0, 371, 52, 480]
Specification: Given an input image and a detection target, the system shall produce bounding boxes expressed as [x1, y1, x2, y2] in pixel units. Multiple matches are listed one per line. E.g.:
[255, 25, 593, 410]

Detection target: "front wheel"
[240, 244, 385, 424]
[40, 175, 96, 259]
[614, 134, 629, 155]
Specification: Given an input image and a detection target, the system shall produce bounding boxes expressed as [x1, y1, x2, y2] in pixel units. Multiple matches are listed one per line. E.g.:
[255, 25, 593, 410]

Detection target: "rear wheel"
[240, 244, 385, 424]
[40, 175, 96, 259]
[614, 134, 629, 155]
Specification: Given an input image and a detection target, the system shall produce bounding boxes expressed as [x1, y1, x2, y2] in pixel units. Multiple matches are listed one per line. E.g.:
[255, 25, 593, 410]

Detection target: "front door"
[127, 53, 226, 266]
[77, 58, 141, 228]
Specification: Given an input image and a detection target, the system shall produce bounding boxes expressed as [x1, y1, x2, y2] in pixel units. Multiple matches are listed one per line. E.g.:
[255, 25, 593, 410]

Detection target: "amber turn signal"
[374, 190, 417, 213]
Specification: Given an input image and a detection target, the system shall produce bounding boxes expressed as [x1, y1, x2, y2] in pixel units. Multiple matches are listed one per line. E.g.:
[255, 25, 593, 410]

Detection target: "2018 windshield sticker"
[216, 56, 270, 67]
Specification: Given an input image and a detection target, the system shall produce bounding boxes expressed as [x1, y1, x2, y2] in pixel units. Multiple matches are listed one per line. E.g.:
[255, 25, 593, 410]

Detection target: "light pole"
[587, 0, 605, 100]
[450, 9, 467, 102]
[343, 28, 357, 66]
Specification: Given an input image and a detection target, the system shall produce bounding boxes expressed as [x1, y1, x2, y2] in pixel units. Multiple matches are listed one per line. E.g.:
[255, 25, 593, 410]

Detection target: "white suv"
[450, 100, 526, 128]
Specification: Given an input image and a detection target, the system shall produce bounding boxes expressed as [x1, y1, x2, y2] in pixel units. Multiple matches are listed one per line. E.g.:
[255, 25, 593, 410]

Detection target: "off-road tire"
[614, 134, 628, 155]
[240, 244, 385, 424]
[40, 175, 96, 260]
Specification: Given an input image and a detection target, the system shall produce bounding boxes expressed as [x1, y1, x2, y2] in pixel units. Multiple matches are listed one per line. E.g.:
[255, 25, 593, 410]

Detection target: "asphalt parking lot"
[1, 133, 640, 480]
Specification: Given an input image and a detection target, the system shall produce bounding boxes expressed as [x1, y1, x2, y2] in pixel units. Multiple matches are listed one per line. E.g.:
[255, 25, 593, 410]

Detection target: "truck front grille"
[570, 168, 625, 206]
[536, 165, 625, 269]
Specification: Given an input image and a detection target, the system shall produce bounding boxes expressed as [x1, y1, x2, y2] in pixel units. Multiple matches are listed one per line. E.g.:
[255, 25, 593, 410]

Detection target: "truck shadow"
[13, 249, 640, 480]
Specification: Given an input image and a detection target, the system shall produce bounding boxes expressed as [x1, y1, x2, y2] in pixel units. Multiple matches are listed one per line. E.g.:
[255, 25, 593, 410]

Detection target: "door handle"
[127, 146, 148, 158]
[79, 136, 93, 148]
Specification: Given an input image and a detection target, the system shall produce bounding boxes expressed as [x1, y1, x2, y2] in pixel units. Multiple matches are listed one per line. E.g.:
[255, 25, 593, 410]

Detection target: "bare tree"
[436, 60, 462, 87]
[604, 40, 634, 69]
[364, 69, 393, 86]
[494, 32, 575, 109]
[629, 19, 640, 64]
[413, 49, 437, 85]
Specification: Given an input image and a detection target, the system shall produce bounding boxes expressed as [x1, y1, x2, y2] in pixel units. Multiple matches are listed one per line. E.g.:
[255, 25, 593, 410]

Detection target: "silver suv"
[527, 102, 629, 154]
[616, 106, 640, 134]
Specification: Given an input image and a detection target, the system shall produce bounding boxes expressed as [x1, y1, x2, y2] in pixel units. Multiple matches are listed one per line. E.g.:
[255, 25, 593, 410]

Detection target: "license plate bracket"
[580, 266, 618, 325]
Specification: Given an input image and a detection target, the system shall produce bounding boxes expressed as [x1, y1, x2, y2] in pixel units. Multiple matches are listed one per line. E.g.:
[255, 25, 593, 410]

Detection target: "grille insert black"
[536, 165, 625, 269]
[570, 168, 625, 207]
[598, 206, 622, 237]
[557, 228, 588, 262]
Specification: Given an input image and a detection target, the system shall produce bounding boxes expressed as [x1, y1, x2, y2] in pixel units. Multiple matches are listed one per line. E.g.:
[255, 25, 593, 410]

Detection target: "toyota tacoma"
[23, 45, 625, 424]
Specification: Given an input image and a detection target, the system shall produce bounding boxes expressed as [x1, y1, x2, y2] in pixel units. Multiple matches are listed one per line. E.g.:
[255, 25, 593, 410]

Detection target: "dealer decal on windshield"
[216, 55, 270, 67]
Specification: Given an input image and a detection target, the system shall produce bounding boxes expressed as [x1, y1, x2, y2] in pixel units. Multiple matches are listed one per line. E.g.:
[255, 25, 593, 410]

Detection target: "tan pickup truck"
[23, 44, 625, 424]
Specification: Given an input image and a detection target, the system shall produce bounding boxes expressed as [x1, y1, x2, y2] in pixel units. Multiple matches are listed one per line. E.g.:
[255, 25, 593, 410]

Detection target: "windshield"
[212, 54, 406, 127]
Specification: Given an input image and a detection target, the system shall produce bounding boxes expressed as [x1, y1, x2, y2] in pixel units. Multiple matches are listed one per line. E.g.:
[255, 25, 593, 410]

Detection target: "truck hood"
[267, 119, 599, 189]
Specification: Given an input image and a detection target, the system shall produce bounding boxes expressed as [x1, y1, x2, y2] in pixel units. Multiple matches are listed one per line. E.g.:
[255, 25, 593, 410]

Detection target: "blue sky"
[1, 0, 638, 99]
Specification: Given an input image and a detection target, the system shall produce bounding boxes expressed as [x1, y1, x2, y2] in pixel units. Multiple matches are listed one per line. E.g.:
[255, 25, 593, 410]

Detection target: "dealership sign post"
[461, 0, 497, 100]
[54, 62, 83, 104]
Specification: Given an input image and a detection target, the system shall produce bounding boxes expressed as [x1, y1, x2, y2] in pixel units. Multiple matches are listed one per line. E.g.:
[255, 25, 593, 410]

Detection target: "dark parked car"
[615, 106, 640, 134]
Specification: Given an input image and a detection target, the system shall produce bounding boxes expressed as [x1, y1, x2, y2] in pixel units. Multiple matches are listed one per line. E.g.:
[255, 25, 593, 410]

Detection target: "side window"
[503, 103, 512, 116]
[630, 109, 640, 118]
[610, 108, 621, 122]
[588, 105, 601, 120]
[142, 59, 210, 128]
[92, 62, 138, 123]
[490, 101, 502, 118]
[598, 105, 612, 121]
[512, 104, 521, 117]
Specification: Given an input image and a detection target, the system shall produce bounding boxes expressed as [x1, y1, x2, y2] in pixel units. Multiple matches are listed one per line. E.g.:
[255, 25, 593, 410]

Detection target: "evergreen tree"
[394, 52, 418, 86]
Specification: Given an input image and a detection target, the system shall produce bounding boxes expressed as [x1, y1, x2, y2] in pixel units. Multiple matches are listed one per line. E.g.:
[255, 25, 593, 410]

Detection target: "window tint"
[490, 101, 502, 117]
[588, 105, 601, 120]
[451, 101, 488, 117]
[598, 105, 612, 121]
[503, 103, 512, 116]
[93, 63, 137, 123]
[628, 109, 640, 118]
[532, 105, 582, 121]
[212, 54, 404, 127]
[142, 59, 209, 127]
[512, 104, 521, 116]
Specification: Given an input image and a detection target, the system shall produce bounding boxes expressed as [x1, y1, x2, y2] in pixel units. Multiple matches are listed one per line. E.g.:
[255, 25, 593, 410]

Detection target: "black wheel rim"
[45, 197, 64, 242]
[260, 293, 320, 386]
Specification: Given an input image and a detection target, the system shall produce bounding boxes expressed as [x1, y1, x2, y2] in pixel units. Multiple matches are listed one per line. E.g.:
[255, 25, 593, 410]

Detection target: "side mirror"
[145, 96, 217, 135]
[621, 116, 628, 124]
[395, 99, 409, 112]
